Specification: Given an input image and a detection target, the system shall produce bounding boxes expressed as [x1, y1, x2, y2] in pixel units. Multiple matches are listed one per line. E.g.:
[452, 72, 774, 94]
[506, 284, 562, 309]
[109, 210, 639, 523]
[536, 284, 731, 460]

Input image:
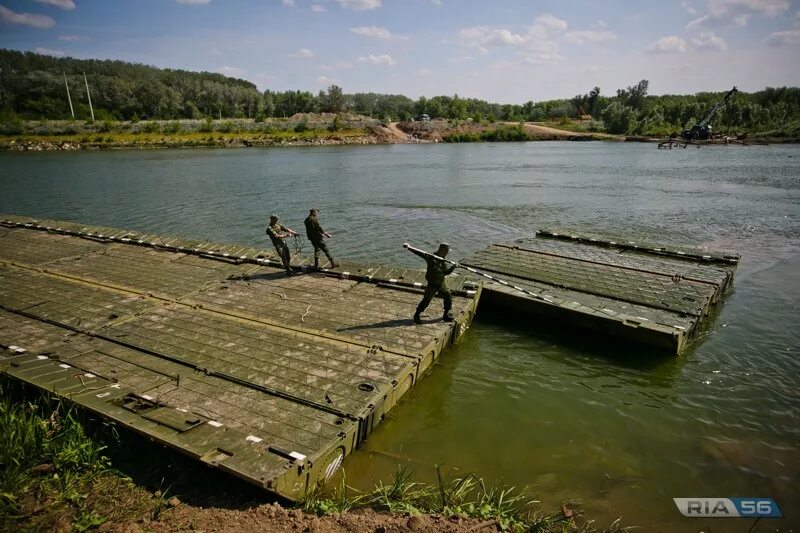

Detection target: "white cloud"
[350, 26, 392, 39]
[686, 14, 711, 30]
[289, 48, 314, 58]
[337, 0, 381, 11]
[58, 34, 83, 41]
[34, 47, 65, 57]
[175, 0, 211, 4]
[765, 28, 800, 45]
[431, 0, 442, 5]
[534, 13, 568, 32]
[592, 20, 608, 28]
[357, 53, 396, 65]
[415, 68, 432, 76]
[459, 27, 527, 48]
[563, 29, 617, 44]
[217, 66, 243, 76]
[688, 0, 789, 29]
[34, 0, 75, 10]
[691, 31, 727, 50]
[708, 0, 789, 17]
[311, 4, 326, 12]
[0, 6, 55, 28]
[282, 0, 295, 6]
[316, 75, 336, 84]
[458, 14, 567, 65]
[681, 1, 698, 15]
[645, 35, 688, 53]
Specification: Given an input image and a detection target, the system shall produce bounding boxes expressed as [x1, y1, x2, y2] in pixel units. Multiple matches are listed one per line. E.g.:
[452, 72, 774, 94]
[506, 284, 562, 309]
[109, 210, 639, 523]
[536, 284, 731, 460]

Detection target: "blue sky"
[1, 0, 798, 102]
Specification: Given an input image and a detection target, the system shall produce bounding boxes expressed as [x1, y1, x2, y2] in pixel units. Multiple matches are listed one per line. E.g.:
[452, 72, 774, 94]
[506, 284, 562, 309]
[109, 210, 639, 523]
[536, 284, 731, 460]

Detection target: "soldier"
[266, 214, 297, 275]
[405, 242, 455, 324]
[304, 208, 339, 269]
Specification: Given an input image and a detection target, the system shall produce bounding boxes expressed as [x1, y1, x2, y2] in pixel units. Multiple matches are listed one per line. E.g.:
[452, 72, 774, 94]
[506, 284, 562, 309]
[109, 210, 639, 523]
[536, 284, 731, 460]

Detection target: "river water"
[1, 142, 798, 530]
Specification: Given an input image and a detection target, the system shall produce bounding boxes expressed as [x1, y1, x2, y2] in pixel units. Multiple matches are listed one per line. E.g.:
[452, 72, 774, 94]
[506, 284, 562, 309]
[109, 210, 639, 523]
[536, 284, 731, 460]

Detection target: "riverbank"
[0, 380, 628, 532]
[1, 115, 793, 150]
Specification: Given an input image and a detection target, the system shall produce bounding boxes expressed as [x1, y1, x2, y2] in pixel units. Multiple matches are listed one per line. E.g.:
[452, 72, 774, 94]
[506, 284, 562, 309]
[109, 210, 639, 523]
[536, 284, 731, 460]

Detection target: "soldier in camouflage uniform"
[266, 214, 297, 275]
[405, 243, 456, 324]
[304, 208, 339, 269]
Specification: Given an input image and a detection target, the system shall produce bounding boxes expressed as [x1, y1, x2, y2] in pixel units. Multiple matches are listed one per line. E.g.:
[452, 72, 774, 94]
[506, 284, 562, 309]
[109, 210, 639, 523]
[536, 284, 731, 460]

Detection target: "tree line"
[1, 48, 798, 137]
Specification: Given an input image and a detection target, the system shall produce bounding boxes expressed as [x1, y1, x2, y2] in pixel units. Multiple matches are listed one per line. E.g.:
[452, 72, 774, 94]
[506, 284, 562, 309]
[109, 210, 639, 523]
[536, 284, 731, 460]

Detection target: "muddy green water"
[1, 142, 798, 530]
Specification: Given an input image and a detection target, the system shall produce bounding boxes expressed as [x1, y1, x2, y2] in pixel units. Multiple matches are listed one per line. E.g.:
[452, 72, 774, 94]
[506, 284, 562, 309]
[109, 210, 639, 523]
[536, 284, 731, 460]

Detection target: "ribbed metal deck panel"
[0, 214, 480, 500]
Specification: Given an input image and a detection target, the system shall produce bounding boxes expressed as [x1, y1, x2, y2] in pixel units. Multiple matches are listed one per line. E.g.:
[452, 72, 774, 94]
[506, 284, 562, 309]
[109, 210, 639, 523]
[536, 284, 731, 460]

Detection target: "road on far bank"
[517, 122, 625, 140]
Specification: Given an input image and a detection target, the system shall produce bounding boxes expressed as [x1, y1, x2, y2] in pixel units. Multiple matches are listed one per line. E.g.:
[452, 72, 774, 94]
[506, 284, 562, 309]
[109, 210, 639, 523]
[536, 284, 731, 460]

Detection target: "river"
[1, 141, 798, 530]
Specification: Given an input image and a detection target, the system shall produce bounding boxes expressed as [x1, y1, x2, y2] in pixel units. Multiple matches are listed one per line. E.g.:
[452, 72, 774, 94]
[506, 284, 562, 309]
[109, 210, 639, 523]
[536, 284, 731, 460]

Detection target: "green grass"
[0, 380, 164, 531]
[302, 465, 630, 532]
[0, 128, 369, 149]
[0, 380, 110, 529]
[444, 125, 535, 143]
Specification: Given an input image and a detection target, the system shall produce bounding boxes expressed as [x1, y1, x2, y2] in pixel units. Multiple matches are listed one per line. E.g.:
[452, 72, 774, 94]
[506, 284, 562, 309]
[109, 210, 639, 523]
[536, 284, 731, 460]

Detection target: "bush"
[199, 117, 213, 133]
[163, 121, 181, 134]
[329, 114, 341, 132]
[0, 109, 25, 135]
[294, 120, 309, 133]
[601, 101, 639, 134]
[481, 125, 531, 142]
[443, 132, 480, 142]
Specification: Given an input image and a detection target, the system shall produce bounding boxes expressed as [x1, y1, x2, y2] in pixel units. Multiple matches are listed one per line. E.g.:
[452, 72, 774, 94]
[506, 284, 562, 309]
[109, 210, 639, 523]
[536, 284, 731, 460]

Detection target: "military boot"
[413, 313, 422, 324]
[442, 311, 454, 322]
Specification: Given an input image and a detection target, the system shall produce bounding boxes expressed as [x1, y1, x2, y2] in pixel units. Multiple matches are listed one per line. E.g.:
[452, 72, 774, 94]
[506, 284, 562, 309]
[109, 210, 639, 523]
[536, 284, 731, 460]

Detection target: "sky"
[0, 0, 799, 103]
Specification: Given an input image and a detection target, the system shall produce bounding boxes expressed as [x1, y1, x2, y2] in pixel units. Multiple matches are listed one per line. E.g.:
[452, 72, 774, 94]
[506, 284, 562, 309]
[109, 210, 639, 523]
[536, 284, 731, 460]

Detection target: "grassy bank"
[0, 379, 629, 532]
[0, 128, 373, 150]
[0, 115, 379, 150]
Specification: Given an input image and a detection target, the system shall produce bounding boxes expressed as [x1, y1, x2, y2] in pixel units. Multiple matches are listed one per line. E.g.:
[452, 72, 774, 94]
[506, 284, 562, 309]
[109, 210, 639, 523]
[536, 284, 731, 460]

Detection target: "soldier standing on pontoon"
[405, 242, 455, 324]
[266, 214, 297, 275]
[304, 208, 339, 270]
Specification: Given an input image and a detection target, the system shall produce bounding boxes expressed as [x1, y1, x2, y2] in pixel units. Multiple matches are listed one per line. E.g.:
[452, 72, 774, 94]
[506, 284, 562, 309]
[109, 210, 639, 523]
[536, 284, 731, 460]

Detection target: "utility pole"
[64, 73, 75, 118]
[83, 72, 94, 121]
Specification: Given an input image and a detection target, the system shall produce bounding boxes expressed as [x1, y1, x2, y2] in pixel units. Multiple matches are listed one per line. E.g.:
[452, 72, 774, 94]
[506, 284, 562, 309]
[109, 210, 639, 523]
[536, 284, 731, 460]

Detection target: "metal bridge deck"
[462, 230, 738, 355]
[0, 214, 479, 500]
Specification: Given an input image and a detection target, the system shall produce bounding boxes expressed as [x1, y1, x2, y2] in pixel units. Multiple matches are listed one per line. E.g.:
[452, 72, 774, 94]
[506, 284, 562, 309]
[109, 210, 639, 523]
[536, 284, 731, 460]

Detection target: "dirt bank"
[141, 502, 502, 533]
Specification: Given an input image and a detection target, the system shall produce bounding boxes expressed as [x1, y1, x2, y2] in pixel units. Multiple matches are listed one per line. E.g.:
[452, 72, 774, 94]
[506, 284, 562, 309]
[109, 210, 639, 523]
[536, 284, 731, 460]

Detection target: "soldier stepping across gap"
[405, 242, 456, 324]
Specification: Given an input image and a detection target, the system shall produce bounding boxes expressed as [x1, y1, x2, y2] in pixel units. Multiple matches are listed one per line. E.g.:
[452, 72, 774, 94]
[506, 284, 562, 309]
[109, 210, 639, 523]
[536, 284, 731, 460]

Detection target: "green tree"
[320, 85, 345, 113]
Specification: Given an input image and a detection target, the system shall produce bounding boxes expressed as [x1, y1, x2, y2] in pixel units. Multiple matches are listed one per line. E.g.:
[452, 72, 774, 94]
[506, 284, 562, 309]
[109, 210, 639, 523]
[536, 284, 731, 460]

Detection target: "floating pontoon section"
[461, 229, 738, 355]
[0, 214, 479, 500]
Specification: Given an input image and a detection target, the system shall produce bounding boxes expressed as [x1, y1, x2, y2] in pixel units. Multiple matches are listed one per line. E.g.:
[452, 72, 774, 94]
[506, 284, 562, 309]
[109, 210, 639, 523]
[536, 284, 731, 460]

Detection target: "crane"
[680, 86, 738, 141]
